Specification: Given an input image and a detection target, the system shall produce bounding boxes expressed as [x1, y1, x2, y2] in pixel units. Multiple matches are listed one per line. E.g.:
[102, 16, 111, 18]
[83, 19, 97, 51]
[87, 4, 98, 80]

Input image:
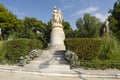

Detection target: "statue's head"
[54, 6, 57, 9]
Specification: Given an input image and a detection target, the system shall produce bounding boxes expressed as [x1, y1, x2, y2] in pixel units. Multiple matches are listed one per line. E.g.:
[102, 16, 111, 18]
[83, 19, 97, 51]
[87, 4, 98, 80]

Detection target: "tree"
[76, 13, 102, 38]
[108, 0, 120, 40]
[23, 17, 46, 39]
[0, 4, 19, 39]
[44, 20, 52, 44]
[62, 20, 74, 38]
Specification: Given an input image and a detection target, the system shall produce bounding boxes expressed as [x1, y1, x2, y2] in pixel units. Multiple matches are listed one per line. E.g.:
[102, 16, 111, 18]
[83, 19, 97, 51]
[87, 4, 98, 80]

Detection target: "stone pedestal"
[49, 6, 66, 51]
[50, 26, 66, 51]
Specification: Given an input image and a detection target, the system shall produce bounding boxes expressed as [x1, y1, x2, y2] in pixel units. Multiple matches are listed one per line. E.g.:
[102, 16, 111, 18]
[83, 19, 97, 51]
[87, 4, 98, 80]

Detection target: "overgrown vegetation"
[100, 35, 120, 61]
[108, 0, 120, 40]
[65, 36, 120, 69]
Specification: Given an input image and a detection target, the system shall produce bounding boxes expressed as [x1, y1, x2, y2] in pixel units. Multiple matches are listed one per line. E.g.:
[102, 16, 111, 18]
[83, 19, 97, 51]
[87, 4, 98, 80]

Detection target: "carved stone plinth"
[50, 26, 65, 51]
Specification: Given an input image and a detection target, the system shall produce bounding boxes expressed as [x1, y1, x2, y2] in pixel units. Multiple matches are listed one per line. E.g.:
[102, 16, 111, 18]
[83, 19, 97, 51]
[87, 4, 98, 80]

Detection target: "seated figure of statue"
[52, 6, 63, 26]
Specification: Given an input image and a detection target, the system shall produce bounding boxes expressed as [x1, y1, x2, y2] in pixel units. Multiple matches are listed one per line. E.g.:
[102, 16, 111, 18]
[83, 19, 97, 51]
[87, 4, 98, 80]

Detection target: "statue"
[50, 6, 65, 51]
[103, 20, 109, 37]
[51, 6, 63, 26]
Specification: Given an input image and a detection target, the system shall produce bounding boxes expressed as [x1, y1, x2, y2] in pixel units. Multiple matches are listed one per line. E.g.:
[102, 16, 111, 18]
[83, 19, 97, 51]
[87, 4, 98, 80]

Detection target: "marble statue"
[52, 6, 63, 26]
[103, 20, 109, 37]
[50, 6, 65, 51]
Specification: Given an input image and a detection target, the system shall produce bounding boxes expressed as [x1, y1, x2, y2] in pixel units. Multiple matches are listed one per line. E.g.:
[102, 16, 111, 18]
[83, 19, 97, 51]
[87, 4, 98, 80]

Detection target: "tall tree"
[23, 17, 46, 39]
[0, 4, 19, 39]
[108, 0, 120, 40]
[76, 13, 102, 38]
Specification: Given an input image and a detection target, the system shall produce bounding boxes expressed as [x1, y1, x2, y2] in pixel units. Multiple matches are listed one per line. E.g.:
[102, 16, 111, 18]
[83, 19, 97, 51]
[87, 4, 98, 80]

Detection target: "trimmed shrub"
[5, 39, 43, 64]
[79, 60, 120, 69]
[65, 38, 102, 60]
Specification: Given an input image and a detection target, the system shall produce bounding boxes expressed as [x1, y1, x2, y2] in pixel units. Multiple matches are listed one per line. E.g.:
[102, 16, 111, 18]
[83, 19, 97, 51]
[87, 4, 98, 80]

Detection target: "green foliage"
[0, 41, 7, 64]
[62, 21, 74, 38]
[5, 39, 30, 64]
[65, 50, 78, 69]
[41, 20, 52, 46]
[76, 13, 102, 38]
[108, 0, 120, 40]
[29, 39, 43, 50]
[5, 39, 43, 64]
[79, 60, 120, 69]
[0, 4, 19, 39]
[65, 37, 120, 69]
[65, 38, 102, 60]
[100, 35, 120, 61]
[23, 17, 46, 39]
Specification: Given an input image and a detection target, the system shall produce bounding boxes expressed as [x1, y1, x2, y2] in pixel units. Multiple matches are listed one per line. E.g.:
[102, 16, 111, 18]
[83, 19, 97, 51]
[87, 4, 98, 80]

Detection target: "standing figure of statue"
[103, 20, 109, 37]
[52, 6, 63, 26]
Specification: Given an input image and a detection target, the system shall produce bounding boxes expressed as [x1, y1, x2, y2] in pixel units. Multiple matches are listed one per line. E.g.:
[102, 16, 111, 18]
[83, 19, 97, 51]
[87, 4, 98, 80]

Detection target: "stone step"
[49, 60, 68, 64]
[53, 51, 66, 55]
[25, 64, 70, 69]
[53, 54, 65, 57]
[26, 60, 68, 66]
[23, 50, 70, 75]
[24, 64, 70, 70]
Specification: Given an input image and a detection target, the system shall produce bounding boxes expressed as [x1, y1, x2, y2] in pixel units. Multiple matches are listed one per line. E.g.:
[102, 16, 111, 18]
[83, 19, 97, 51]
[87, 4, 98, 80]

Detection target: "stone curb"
[0, 67, 120, 79]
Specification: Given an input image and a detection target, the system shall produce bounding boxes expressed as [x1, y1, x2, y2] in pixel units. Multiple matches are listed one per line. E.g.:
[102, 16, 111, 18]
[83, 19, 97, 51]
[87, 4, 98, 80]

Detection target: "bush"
[79, 60, 120, 69]
[5, 39, 30, 64]
[18, 49, 42, 67]
[65, 50, 78, 68]
[5, 39, 43, 64]
[65, 38, 102, 60]
[0, 41, 7, 64]
[29, 39, 43, 50]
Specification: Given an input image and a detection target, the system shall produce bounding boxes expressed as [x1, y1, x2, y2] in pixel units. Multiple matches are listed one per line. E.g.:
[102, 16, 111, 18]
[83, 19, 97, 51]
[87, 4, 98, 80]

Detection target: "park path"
[0, 70, 120, 80]
[0, 50, 120, 80]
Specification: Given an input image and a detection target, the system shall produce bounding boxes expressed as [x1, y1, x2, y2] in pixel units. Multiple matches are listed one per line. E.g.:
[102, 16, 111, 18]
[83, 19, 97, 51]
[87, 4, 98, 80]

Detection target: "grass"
[99, 35, 120, 61]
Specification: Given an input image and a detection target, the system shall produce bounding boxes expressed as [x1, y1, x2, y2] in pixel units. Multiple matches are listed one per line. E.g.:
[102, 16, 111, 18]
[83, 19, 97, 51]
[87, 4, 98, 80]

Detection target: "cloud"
[74, 6, 98, 16]
[64, 3, 74, 9]
[94, 13, 110, 22]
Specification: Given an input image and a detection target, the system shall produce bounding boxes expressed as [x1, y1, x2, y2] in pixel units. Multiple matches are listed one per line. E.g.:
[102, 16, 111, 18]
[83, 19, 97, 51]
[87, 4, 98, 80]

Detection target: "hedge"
[65, 38, 102, 60]
[79, 60, 120, 69]
[5, 39, 43, 64]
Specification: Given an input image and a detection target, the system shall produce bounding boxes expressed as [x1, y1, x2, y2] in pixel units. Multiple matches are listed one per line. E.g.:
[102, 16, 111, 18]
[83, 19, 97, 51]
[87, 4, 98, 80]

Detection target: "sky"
[0, 0, 117, 29]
